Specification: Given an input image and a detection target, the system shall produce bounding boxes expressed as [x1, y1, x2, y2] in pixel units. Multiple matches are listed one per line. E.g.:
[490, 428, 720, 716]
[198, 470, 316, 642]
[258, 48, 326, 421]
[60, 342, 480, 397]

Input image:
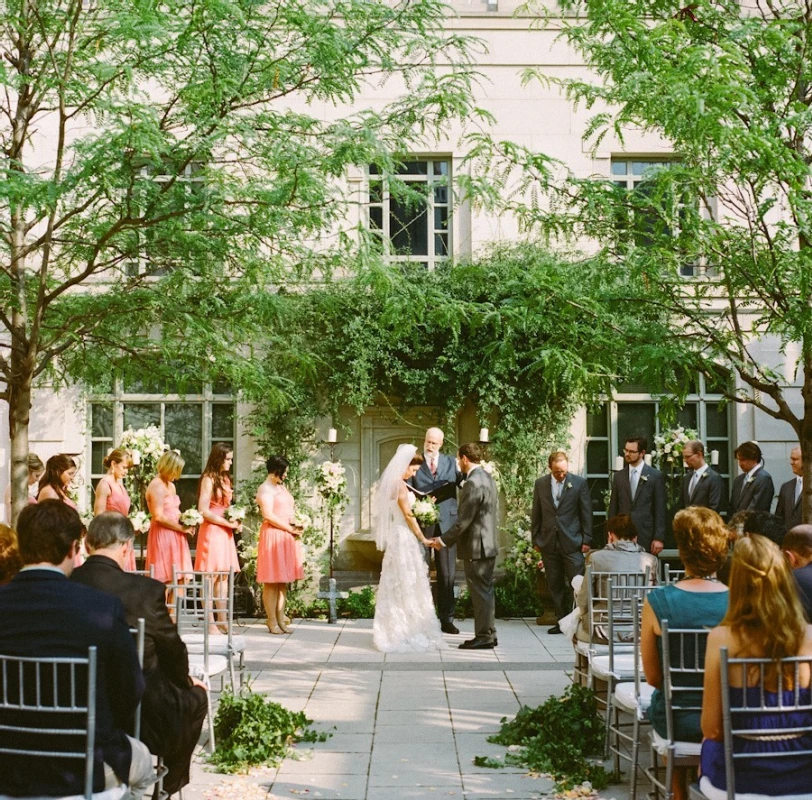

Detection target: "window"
[367, 158, 451, 270]
[89, 379, 235, 511]
[127, 161, 207, 277]
[611, 158, 711, 278]
[585, 373, 731, 544]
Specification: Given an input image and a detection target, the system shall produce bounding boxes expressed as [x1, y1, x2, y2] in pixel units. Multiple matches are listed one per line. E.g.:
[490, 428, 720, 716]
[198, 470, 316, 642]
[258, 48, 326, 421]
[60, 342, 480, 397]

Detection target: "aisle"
[186, 618, 626, 800]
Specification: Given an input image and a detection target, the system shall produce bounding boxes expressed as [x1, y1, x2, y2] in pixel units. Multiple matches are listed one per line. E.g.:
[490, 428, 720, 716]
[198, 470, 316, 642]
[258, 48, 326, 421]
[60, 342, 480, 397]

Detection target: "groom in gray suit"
[432, 443, 499, 650]
[531, 451, 592, 634]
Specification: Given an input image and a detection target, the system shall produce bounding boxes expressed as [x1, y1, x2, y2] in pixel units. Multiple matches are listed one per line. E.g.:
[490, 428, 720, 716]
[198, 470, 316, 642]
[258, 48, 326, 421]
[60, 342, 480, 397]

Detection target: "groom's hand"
[428, 538, 444, 550]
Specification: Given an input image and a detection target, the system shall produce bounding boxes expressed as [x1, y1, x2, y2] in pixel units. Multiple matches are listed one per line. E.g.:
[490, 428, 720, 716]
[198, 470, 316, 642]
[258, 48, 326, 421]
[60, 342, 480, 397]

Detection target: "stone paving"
[185, 618, 633, 800]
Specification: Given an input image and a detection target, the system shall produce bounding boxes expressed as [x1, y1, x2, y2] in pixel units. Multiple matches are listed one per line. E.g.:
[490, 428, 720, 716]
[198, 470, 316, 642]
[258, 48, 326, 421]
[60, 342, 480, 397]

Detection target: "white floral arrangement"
[223, 505, 246, 523]
[506, 524, 544, 575]
[653, 426, 699, 465]
[129, 510, 151, 533]
[79, 509, 94, 528]
[291, 509, 312, 530]
[480, 460, 503, 493]
[179, 508, 204, 528]
[312, 459, 349, 513]
[119, 425, 168, 468]
[412, 497, 439, 526]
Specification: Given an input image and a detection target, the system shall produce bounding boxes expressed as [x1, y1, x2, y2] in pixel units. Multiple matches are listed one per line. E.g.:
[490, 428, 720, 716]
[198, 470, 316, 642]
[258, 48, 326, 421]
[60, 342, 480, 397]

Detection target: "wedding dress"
[372, 445, 446, 653]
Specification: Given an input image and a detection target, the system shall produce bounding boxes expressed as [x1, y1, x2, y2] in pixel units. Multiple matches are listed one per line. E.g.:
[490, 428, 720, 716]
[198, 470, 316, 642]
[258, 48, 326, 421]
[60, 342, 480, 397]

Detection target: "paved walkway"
[187, 618, 631, 800]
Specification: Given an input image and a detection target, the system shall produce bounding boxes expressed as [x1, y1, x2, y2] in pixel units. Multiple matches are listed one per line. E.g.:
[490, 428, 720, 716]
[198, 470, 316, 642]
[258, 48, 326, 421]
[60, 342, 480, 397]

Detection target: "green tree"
[0, 0, 481, 523]
[471, 0, 812, 520]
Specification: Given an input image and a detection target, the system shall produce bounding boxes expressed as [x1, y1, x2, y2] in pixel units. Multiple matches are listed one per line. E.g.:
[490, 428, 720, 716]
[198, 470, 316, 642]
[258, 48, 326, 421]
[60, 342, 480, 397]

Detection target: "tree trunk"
[7, 376, 32, 528]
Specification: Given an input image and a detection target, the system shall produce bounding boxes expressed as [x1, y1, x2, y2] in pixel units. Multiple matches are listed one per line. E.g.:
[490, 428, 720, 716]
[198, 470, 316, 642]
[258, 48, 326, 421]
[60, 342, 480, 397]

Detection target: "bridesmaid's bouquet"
[179, 508, 204, 528]
[129, 510, 151, 533]
[223, 505, 246, 523]
[291, 509, 311, 530]
[412, 497, 439, 526]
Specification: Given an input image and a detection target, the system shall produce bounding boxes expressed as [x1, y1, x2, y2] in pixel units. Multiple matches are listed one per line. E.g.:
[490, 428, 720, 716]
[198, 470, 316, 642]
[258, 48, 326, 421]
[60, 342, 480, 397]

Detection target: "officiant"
[408, 427, 463, 634]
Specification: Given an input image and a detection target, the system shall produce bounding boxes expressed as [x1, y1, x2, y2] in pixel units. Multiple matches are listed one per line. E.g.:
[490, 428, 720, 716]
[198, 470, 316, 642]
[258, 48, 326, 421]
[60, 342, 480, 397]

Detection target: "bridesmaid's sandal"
[267, 625, 285, 635]
[277, 621, 292, 634]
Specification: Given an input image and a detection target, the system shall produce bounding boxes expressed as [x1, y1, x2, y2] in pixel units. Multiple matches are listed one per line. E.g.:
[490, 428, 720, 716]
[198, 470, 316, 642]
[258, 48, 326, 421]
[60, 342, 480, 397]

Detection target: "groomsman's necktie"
[796, 476, 802, 505]
[630, 467, 639, 501]
[554, 480, 563, 508]
[430, 457, 437, 476]
[688, 471, 699, 499]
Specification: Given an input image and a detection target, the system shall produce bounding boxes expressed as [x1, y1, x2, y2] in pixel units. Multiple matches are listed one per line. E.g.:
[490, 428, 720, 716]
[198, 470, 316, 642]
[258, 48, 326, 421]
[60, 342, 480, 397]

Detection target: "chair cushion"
[590, 652, 638, 680]
[698, 775, 811, 800]
[188, 653, 228, 677]
[613, 681, 655, 718]
[182, 633, 246, 654]
[650, 728, 701, 758]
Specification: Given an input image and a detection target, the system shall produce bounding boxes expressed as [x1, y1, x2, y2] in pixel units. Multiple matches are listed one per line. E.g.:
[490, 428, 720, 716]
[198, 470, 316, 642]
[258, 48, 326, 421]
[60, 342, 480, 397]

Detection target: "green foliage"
[472, 755, 502, 769]
[339, 585, 377, 618]
[458, 570, 542, 620]
[486, 684, 615, 791]
[210, 686, 330, 773]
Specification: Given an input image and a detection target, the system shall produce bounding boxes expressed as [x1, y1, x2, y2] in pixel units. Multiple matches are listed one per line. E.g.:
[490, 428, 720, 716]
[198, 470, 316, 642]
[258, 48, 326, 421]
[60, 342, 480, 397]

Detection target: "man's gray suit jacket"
[776, 477, 803, 533]
[729, 467, 775, 516]
[408, 452, 460, 534]
[530, 473, 592, 553]
[440, 467, 498, 560]
[679, 468, 724, 512]
[608, 464, 666, 550]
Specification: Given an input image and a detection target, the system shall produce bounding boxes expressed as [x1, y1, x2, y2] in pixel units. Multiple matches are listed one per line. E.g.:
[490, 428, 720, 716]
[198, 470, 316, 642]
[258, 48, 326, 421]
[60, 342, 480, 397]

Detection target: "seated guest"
[700, 534, 812, 798]
[574, 514, 658, 643]
[782, 524, 812, 621]
[73, 511, 208, 796]
[0, 501, 154, 799]
[0, 524, 21, 584]
[720, 511, 786, 584]
[641, 506, 729, 800]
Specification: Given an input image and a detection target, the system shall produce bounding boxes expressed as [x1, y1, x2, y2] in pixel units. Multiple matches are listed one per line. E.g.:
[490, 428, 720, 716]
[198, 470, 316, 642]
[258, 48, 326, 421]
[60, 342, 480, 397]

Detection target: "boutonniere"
[745, 475, 755, 485]
[640, 475, 648, 483]
[566, 482, 573, 490]
[700, 472, 708, 481]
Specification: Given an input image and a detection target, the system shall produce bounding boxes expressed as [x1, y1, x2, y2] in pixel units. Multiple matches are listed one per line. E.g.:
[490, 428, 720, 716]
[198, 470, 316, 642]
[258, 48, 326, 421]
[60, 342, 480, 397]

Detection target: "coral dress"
[194, 484, 240, 573]
[256, 485, 304, 584]
[100, 476, 135, 572]
[145, 493, 193, 583]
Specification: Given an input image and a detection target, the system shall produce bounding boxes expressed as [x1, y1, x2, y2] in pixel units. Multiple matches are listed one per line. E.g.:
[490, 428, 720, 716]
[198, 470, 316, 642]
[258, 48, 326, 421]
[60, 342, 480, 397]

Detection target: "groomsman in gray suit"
[408, 427, 463, 634]
[608, 436, 666, 554]
[679, 439, 724, 512]
[432, 443, 499, 650]
[729, 441, 775, 515]
[531, 451, 592, 634]
[776, 447, 804, 534]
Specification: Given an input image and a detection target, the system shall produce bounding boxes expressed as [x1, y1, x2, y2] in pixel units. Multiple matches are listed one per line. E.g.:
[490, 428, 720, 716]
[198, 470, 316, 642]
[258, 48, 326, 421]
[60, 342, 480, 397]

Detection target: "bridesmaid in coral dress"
[256, 455, 304, 634]
[195, 443, 241, 633]
[38, 454, 84, 565]
[145, 451, 193, 597]
[93, 448, 135, 571]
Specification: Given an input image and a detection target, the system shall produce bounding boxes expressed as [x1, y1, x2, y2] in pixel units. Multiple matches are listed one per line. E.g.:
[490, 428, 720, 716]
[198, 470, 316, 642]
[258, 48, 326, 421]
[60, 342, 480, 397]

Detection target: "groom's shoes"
[441, 622, 460, 635]
[459, 637, 497, 650]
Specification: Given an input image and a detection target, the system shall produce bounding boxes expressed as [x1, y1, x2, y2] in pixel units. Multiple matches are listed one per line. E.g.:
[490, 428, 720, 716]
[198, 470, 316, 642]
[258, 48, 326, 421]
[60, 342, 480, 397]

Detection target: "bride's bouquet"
[179, 508, 204, 528]
[291, 509, 312, 530]
[412, 497, 439, 526]
[223, 505, 246, 523]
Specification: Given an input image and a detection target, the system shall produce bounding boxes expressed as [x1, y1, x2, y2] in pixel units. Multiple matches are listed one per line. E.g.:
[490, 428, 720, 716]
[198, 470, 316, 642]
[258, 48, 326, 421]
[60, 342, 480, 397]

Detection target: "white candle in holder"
[614, 455, 625, 471]
[710, 449, 719, 465]
[327, 428, 337, 443]
[479, 428, 489, 443]
[644, 454, 653, 466]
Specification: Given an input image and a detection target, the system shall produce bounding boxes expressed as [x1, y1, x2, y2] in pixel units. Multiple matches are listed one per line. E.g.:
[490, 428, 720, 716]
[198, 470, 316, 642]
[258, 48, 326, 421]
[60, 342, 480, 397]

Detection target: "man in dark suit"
[432, 443, 499, 650]
[408, 427, 463, 634]
[73, 512, 208, 795]
[776, 447, 803, 534]
[782, 525, 812, 621]
[531, 451, 592, 634]
[679, 439, 724, 512]
[0, 501, 154, 799]
[608, 436, 667, 554]
[729, 441, 775, 515]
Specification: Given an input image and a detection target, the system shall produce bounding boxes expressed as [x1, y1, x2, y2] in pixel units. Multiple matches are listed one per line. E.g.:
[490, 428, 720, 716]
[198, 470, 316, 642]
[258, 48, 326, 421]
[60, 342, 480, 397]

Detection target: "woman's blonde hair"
[723, 535, 807, 686]
[156, 451, 184, 482]
[0, 524, 22, 584]
[672, 506, 729, 577]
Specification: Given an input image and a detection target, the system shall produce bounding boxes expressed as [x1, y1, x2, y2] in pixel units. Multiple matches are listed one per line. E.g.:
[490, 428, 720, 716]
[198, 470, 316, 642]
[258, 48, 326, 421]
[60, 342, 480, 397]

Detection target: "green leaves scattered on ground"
[481, 684, 616, 791]
[210, 686, 330, 773]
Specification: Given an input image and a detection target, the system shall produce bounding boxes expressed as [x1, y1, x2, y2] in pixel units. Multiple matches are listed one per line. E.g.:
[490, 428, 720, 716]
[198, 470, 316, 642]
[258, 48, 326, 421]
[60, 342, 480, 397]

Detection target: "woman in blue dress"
[700, 534, 812, 799]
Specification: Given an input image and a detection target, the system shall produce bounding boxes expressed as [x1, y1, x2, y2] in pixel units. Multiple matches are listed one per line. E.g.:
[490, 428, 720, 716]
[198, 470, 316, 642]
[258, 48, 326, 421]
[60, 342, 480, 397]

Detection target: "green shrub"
[483, 684, 616, 791]
[457, 572, 541, 620]
[339, 585, 376, 618]
[209, 686, 330, 773]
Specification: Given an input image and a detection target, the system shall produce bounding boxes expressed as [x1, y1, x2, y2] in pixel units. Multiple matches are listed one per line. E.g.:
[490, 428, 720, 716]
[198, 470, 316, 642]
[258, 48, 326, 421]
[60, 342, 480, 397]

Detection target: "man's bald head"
[783, 524, 812, 567]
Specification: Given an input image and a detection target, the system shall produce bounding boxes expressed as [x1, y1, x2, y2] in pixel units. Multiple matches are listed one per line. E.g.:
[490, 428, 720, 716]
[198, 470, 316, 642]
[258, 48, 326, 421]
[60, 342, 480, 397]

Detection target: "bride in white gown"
[372, 444, 447, 653]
